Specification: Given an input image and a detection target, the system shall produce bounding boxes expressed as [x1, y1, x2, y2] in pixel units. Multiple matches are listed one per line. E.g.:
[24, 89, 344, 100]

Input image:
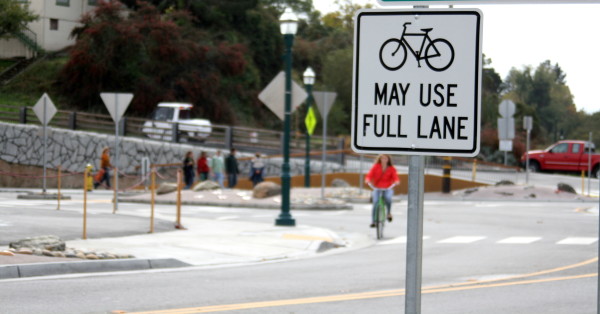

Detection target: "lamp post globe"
[303, 67, 315, 188]
[276, 8, 298, 227]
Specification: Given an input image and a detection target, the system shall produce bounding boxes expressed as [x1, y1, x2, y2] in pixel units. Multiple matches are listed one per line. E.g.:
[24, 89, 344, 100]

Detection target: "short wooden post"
[176, 169, 183, 229]
[113, 167, 117, 214]
[150, 166, 156, 233]
[471, 159, 477, 182]
[83, 168, 88, 240]
[56, 166, 61, 210]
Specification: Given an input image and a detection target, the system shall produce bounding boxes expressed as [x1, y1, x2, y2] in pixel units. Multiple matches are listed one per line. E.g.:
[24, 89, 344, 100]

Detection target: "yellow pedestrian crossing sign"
[305, 107, 317, 135]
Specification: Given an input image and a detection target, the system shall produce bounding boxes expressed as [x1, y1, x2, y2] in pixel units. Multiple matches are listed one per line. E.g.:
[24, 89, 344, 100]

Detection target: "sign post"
[352, 9, 482, 314]
[100, 92, 133, 213]
[523, 115, 533, 183]
[33, 93, 57, 193]
[498, 99, 516, 165]
[313, 91, 337, 199]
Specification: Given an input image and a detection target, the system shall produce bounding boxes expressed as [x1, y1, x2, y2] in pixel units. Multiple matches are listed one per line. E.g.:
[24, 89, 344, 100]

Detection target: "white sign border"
[377, 0, 600, 5]
[351, 9, 482, 157]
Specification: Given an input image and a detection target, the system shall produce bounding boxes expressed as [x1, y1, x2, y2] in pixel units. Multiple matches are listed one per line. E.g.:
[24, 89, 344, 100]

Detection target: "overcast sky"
[312, 1, 600, 114]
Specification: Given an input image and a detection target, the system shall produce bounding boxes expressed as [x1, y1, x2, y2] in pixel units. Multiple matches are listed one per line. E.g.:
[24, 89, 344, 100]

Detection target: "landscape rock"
[15, 248, 33, 255]
[253, 181, 281, 199]
[85, 254, 99, 260]
[495, 180, 515, 186]
[9, 235, 66, 251]
[331, 179, 351, 187]
[557, 182, 576, 194]
[156, 183, 178, 195]
[193, 180, 220, 191]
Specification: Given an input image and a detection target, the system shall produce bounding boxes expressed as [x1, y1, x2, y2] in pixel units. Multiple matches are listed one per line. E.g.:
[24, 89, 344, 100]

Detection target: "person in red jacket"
[365, 154, 400, 228]
[196, 151, 210, 182]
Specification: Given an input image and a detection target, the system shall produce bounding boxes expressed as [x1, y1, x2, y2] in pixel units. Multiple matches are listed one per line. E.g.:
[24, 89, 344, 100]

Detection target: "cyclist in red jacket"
[365, 154, 400, 228]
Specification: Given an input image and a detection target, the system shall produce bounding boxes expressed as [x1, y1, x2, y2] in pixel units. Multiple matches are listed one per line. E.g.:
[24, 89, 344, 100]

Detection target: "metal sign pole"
[405, 155, 425, 314]
[321, 102, 328, 199]
[42, 97, 47, 193]
[114, 94, 119, 213]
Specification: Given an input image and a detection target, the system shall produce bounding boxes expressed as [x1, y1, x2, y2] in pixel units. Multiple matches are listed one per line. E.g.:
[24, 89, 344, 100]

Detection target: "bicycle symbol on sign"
[379, 22, 455, 72]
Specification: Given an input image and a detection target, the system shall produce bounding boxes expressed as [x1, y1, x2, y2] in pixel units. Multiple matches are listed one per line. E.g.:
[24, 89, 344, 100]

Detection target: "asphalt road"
[1, 191, 597, 313]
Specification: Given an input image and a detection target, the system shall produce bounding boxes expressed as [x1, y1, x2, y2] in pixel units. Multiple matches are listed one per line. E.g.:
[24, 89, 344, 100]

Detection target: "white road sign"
[351, 9, 482, 156]
[100, 92, 133, 123]
[33, 93, 57, 126]
[312, 91, 337, 118]
[378, 0, 600, 4]
[258, 71, 307, 121]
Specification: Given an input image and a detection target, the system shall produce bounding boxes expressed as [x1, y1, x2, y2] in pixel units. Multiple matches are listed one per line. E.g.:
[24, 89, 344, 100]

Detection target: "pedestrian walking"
[250, 152, 265, 187]
[225, 148, 239, 188]
[182, 151, 195, 189]
[210, 150, 225, 188]
[94, 147, 112, 189]
[196, 151, 210, 182]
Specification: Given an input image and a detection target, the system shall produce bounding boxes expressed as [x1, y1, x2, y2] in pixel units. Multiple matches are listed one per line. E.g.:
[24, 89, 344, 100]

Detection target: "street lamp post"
[303, 67, 315, 188]
[276, 8, 298, 227]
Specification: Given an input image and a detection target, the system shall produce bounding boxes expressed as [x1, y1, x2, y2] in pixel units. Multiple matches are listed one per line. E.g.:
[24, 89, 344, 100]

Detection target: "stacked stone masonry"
[0, 122, 334, 178]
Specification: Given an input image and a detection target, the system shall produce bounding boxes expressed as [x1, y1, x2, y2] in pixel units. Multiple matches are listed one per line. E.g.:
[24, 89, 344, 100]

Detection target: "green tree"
[504, 60, 579, 145]
[0, 0, 38, 39]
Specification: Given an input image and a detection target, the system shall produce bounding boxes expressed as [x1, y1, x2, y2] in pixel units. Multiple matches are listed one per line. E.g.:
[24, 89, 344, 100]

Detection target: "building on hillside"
[1, 0, 99, 59]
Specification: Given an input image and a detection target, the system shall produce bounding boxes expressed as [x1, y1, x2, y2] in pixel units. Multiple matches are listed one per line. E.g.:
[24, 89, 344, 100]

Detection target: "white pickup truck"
[142, 103, 212, 141]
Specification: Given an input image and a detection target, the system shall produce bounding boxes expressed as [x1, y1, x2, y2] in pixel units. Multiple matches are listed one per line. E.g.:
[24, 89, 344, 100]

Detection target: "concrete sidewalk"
[0, 188, 371, 279]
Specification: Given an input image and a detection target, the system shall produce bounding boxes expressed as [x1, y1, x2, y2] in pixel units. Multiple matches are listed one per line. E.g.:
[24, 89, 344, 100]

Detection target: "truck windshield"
[152, 107, 174, 121]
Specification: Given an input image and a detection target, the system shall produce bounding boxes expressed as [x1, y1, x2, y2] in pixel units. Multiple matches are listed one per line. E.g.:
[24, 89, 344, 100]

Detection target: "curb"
[121, 198, 353, 210]
[0, 258, 190, 279]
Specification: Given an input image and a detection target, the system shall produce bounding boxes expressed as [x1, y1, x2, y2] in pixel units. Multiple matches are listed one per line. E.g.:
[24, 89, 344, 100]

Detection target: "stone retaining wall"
[0, 122, 333, 188]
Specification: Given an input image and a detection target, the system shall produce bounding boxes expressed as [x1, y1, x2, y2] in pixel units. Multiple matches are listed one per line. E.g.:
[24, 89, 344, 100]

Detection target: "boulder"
[495, 180, 515, 186]
[9, 235, 66, 251]
[156, 182, 178, 195]
[253, 181, 281, 199]
[193, 180, 221, 191]
[331, 178, 351, 187]
[557, 182, 577, 194]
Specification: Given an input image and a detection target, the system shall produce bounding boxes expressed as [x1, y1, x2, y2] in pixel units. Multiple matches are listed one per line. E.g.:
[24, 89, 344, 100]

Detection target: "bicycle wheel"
[425, 38, 454, 72]
[376, 197, 386, 239]
[379, 38, 407, 71]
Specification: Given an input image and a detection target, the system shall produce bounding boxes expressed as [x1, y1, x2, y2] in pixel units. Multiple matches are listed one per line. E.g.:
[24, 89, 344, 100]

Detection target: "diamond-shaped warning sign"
[305, 107, 317, 136]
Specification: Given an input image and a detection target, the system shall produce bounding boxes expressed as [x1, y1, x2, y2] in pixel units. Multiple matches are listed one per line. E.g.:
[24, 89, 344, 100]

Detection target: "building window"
[88, 0, 97, 5]
[56, 0, 69, 7]
[50, 19, 58, 31]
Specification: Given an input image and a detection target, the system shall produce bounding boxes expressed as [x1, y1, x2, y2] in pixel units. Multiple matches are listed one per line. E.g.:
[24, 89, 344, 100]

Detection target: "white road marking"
[378, 236, 431, 245]
[557, 237, 598, 245]
[497, 237, 541, 244]
[437, 236, 486, 244]
[216, 216, 240, 221]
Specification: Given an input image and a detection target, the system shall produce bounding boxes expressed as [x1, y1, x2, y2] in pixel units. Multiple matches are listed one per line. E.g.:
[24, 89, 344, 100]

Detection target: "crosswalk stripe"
[557, 237, 598, 245]
[378, 236, 431, 245]
[497, 237, 541, 244]
[437, 236, 486, 244]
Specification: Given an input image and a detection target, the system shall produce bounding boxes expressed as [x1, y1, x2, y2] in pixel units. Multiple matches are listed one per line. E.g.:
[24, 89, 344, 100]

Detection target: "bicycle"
[368, 183, 396, 240]
[379, 22, 454, 72]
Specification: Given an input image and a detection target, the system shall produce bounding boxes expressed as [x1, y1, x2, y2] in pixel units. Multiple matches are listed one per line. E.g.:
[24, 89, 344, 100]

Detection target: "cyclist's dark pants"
[371, 189, 393, 222]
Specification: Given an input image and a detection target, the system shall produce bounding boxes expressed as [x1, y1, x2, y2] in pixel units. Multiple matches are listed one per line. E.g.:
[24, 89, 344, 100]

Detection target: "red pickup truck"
[521, 140, 600, 177]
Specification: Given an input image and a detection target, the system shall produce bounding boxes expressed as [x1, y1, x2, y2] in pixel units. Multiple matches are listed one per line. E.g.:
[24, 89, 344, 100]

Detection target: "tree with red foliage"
[59, 1, 248, 123]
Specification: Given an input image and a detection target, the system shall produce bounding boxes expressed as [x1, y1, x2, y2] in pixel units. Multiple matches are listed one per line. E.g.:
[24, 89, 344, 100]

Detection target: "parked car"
[142, 103, 211, 142]
[520, 140, 600, 177]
